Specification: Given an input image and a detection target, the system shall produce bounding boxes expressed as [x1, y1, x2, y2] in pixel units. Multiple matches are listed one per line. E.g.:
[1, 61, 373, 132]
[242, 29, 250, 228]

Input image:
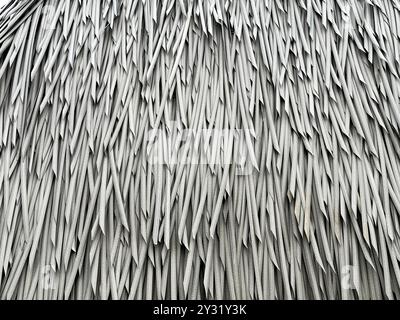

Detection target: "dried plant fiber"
[1, 0, 400, 300]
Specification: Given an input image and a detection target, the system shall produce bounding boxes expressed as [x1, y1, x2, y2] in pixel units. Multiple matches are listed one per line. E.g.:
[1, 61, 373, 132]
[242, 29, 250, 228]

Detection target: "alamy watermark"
[40, 265, 56, 291]
[341, 265, 360, 291]
[41, 4, 56, 30]
[145, 122, 256, 176]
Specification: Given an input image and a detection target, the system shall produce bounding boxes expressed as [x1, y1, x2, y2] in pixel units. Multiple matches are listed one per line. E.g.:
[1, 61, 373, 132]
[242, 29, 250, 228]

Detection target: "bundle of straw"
[1, 0, 400, 300]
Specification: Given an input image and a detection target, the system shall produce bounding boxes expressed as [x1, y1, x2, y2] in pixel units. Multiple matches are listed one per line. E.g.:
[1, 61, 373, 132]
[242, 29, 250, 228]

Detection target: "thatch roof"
[0, 0, 400, 299]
